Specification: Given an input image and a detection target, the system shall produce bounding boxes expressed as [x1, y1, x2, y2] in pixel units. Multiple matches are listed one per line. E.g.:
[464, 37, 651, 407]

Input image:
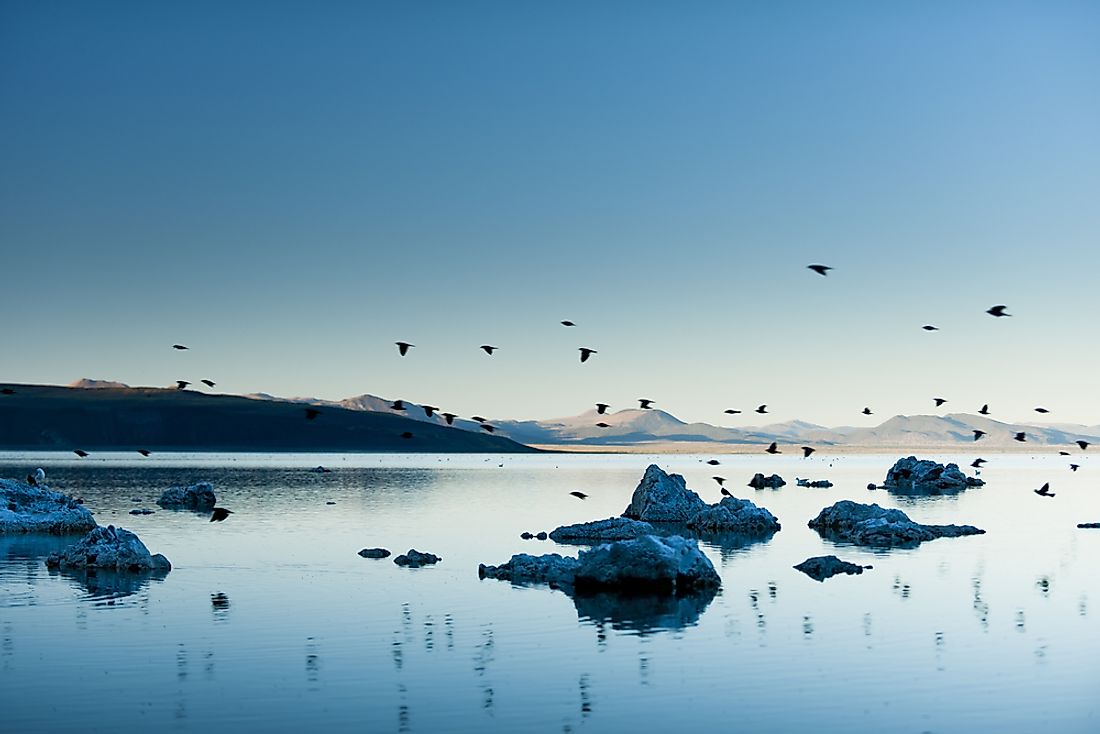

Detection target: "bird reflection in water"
[1036, 576, 1051, 597]
[397, 683, 411, 733]
[305, 637, 320, 690]
[423, 614, 434, 652]
[1015, 609, 1026, 632]
[579, 673, 592, 717]
[1080, 595, 1088, 617]
[210, 592, 230, 622]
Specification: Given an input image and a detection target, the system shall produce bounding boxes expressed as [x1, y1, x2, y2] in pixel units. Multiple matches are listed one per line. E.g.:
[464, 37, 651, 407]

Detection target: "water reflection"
[47, 565, 168, 600]
[211, 592, 230, 622]
[573, 585, 719, 634]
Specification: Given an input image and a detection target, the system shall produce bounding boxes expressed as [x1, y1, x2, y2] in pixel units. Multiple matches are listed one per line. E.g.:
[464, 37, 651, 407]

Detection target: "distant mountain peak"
[69, 378, 131, 389]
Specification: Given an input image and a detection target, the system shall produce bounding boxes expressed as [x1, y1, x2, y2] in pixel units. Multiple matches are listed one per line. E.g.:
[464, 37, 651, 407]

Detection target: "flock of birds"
[5, 263, 1090, 514]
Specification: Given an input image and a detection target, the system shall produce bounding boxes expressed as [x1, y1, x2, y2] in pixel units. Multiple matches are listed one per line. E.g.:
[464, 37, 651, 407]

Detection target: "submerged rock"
[808, 500, 985, 548]
[549, 517, 656, 543]
[882, 456, 984, 494]
[357, 547, 391, 559]
[45, 525, 171, 572]
[622, 465, 708, 523]
[747, 473, 786, 489]
[0, 478, 97, 534]
[796, 478, 834, 488]
[156, 482, 217, 510]
[794, 555, 871, 582]
[686, 495, 781, 533]
[393, 549, 441, 567]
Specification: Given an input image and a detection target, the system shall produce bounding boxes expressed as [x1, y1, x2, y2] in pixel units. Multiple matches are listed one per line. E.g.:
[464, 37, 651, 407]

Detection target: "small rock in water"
[520, 532, 535, 540]
[808, 500, 985, 548]
[747, 473, 786, 489]
[325, 501, 336, 505]
[393, 549, 441, 567]
[1078, 522, 1100, 529]
[866, 483, 878, 490]
[157, 482, 217, 510]
[358, 547, 391, 559]
[535, 532, 548, 541]
[128, 509, 155, 515]
[794, 555, 871, 582]
[45, 525, 171, 572]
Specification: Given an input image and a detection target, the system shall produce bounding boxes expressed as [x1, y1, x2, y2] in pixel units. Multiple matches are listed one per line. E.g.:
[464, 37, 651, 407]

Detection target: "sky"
[2, 1, 1099, 427]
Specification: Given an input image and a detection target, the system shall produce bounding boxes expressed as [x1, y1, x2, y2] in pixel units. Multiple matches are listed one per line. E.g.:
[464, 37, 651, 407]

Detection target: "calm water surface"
[1, 452, 1097, 733]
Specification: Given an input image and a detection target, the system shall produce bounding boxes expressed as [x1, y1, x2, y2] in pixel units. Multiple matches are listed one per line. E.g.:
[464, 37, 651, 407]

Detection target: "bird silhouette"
[922, 325, 939, 331]
[569, 491, 588, 500]
[807, 264, 832, 276]
[579, 348, 597, 363]
[74, 449, 89, 458]
[706, 459, 720, 466]
[442, 413, 457, 425]
[1034, 483, 1054, 498]
[970, 458, 986, 468]
[713, 476, 726, 486]
[479, 424, 495, 433]
[422, 405, 438, 418]
[724, 409, 742, 415]
[1059, 451, 1071, 456]
[176, 380, 190, 390]
[1034, 407, 1050, 414]
[26, 473, 38, 486]
[304, 408, 321, 421]
[756, 405, 768, 414]
[471, 415, 487, 423]
[638, 399, 654, 409]
[201, 379, 215, 388]
[137, 449, 151, 457]
[1014, 432, 1027, 442]
[395, 341, 414, 356]
[1077, 440, 1090, 450]
[391, 400, 406, 411]
[802, 446, 815, 458]
[1070, 464, 1080, 472]
[596, 403, 610, 414]
[978, 404, 990, 415]
[720, 488, 732, 497]
[934, 398, 947, 407]
[172, 344, 189, 350]
[766, 442, 780, 454]
[973, 430, 986, 441]
[400, 432, 414, 439]
[862, 407, 872, 415]
[596, 422, 610, 428]
[987, 305, 1011, 317]
[561, 321, 576, 327]
[210, 507, 234, 522]
[1, 388, 15, 395]
[480, 345, 498, 355]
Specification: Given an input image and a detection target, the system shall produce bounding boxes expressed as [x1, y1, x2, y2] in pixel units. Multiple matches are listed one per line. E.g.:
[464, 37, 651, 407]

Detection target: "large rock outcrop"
[794, 555, 870, 581]
[882, 456, 984, 494]
[686, 495, 781, 533]
[156, 482, 217, 510]
[622, 465, 708, 523]
[1, 478, 97, 534]
[480, 534, 720, 594]
[45, 525, 171, 572]
[808, 500, 985, 548]
[549, 517, 657, 544]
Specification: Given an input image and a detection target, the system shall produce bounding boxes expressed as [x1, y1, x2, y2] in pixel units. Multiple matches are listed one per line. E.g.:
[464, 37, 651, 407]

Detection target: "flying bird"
[1077, 441, 1089, 450]
[578, 348, 597, 363]
[973, 430, 986, 441]
[596, 422, 610, 428]
[1070, 464, 1080, 472]
[391, 400, 406, 411]
[400, 432, 413, 440]
[766, 442, 780, 454]
[175, 380, 190, 390]
[561, 321, 575, 327]
[970, 458, 986, 468]
[986, 305, 1011, 317]
[137, 449, 151, 457]
[807, 264, 832, 276]
[862, 407, 872, 415]
[596, 403, 610, 414]
[73, 449, 89, 458]
[210, 507, 234, 522]
[479, 424, 495, 433]
[395, 341, 414, 356]
[1059, 451, 1071, 456]
[1034, 407, 1050, 414]
[756, 405, 768, 414]
[304, 408, 321, 420]
[713, 476, 726, 486]
[480, 345, 498, 355]
[724, 409, 742, 415]
[638, 399, 655, 409]
[569, 491, 588, 500]
[802, 446, 815, 458]
[442, 413, 457, 425]
[934, 398, 947, 407]
[422, 405, 438, 418]
[978, 404, 990, 415]
[922, 325, 939, 331]
[720, 488, 732, 497]
[471, 415, 487, 423]
[706, 459, 720, 466]
[201, 379, 215, 388]
[172, 344, 189, 350]
[1014, 432, 1027, 442]
[1033, 483, 1054, 498]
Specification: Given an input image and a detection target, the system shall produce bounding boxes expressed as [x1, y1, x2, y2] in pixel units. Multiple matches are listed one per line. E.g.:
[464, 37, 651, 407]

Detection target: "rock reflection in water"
[573, 585, 719, 634]
[47, 565, 168, 601]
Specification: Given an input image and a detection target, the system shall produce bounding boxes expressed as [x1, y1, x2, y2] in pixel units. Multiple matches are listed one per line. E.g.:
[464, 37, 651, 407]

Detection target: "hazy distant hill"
[0, 384, 536, 453]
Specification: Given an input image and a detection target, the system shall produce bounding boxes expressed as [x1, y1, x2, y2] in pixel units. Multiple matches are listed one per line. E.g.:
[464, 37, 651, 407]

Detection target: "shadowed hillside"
[0, 384, 537, 453]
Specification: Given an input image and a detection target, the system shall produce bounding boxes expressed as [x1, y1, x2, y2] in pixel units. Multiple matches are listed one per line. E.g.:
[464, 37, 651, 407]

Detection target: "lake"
[1, 452, 1097, 733]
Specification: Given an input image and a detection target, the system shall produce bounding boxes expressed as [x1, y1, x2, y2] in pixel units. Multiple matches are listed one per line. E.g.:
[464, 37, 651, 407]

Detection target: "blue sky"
[2, 1, 1099, 426]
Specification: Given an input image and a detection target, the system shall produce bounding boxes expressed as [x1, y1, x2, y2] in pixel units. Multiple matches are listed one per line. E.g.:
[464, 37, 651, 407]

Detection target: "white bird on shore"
[34, 468, 46, 485]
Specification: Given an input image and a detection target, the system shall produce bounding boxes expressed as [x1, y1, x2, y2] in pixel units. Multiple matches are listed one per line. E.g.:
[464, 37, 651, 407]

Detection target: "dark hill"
[0, 384, 537, 453]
